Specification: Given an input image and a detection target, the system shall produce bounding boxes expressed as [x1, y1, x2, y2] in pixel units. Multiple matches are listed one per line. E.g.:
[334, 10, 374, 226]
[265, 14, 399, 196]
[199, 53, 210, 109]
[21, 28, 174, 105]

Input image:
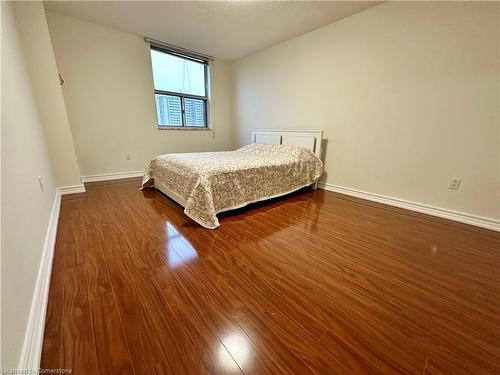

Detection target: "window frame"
[150, 46, 210, 130]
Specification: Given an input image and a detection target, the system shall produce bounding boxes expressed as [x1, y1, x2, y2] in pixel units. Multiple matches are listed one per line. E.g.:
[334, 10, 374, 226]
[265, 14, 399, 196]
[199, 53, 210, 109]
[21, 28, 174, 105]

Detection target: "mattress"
[142, 143, 323, 229]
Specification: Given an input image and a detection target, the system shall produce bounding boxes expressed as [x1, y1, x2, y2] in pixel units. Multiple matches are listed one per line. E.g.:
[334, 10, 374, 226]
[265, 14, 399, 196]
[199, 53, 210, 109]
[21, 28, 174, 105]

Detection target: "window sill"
[157, 126, 212, 131]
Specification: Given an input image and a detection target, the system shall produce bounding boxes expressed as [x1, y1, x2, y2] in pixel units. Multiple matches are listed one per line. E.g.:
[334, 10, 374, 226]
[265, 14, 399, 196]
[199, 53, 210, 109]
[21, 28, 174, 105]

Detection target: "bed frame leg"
[312, 181, 318, 190]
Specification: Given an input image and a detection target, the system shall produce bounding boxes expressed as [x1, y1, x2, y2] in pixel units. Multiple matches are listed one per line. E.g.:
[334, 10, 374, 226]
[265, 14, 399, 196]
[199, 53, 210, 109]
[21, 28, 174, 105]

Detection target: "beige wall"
[46, 11, 233, 177]
[1, 2, 58, 368]
[232, 1, 500, 220]
[12, 2, 81, 187]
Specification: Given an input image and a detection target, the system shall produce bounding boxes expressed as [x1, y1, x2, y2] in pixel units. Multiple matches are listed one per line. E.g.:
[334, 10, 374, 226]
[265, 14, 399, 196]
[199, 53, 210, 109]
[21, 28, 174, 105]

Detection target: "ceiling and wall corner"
[43, 0, 381, 60]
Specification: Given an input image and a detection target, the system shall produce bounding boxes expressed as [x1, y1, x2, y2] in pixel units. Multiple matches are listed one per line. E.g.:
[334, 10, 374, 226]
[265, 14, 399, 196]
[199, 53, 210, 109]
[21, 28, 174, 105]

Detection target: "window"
[150, 47, 209, 128]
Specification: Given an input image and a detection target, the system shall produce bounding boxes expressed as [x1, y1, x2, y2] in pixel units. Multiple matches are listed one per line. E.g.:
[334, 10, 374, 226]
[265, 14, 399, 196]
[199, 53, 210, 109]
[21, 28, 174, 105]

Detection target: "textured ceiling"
[44, 1, 381, 60]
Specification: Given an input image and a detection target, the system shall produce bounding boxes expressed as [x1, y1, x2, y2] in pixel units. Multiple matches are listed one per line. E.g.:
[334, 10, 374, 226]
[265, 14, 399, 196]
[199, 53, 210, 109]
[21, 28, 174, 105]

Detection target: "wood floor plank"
[83, 225, 135, 375]
[60, 265, 98, 374]
[218, 271, 349, 375]
[41, 178, 500, 375]
[60, 201, 86, 268]
[154, 263, 244, 375]
[88, 291, 135, 375]
[101, 238, 174, 375]
[232, 306, 317, 375]
[163, 238, 286, 374]
[39, 245, 65, 370]
[120, 250, 213, 375]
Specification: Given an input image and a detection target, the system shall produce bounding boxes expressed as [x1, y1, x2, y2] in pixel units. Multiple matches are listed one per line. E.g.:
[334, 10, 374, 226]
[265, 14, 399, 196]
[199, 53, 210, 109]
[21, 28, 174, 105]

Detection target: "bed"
[142, 129, 324, 229]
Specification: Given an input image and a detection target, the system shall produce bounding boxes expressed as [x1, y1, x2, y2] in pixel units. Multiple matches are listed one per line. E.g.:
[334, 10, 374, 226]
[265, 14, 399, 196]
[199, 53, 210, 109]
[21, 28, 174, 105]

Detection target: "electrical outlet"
[449, 177, 462, 190]
[125, 152, 131, 160]
[37, 176, 44, 192]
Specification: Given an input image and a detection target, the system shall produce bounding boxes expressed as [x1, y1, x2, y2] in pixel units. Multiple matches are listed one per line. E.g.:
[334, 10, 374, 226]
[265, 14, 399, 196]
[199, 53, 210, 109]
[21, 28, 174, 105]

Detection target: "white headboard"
[251, 129, 323, 158]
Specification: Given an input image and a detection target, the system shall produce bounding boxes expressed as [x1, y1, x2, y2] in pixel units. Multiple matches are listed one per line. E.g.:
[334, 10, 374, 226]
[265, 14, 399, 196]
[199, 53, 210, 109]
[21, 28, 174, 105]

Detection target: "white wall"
[46, 11, 233, 177]
[232, 1, 500, 220]
[12, 2, 81, 188]
[1, 2, 58, 368]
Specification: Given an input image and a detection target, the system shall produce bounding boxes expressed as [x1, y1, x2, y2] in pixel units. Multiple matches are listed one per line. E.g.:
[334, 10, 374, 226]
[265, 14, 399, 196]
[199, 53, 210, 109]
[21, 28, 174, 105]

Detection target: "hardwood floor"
[40, 178, 500, 374]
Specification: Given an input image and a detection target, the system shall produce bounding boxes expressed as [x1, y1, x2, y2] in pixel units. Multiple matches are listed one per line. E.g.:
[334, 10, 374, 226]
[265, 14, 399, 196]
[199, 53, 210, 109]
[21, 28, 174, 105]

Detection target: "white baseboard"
[18, 188, 62, 370]
[81, 170, 144, 183]
[59, 184, 86, 195]
[318, 182, 500, 232]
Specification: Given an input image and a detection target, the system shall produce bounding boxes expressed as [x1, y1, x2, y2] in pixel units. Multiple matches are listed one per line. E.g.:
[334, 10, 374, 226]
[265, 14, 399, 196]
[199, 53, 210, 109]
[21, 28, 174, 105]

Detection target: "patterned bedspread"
[142, 143, 323, 229]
